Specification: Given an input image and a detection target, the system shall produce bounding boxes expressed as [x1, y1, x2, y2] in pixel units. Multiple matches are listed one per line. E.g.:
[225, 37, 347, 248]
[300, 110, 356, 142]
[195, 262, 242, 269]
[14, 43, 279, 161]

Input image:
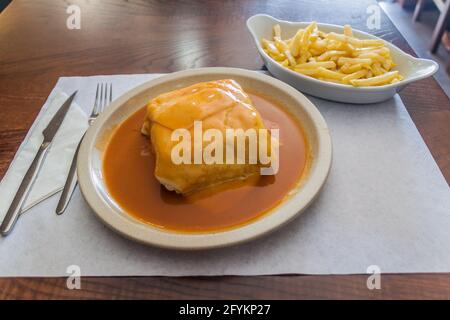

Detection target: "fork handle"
[1, 143, 50, 236]
[56, 134, 84, 215]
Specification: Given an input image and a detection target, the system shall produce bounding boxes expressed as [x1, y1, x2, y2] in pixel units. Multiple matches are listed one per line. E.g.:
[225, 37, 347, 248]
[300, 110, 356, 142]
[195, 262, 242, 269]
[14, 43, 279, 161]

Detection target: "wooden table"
[0, 0, 449, 299]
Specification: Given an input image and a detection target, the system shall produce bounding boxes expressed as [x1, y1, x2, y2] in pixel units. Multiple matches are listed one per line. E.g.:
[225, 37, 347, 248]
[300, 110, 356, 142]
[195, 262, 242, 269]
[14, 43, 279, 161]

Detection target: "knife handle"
[55, 135, 84, 215]
[1, 143, 50, 236]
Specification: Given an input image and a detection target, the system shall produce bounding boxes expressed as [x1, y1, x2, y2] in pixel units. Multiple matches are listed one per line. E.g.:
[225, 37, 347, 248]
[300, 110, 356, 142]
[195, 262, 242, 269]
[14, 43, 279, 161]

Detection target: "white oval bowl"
[77, 67, 332, 250]
[247, 14, 438, 104]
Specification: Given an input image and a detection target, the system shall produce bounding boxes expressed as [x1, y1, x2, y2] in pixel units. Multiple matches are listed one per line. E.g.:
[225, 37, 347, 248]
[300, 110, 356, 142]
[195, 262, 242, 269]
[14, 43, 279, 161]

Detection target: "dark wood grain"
[0, 0, 449, 299]
[1, 274, 450, 300]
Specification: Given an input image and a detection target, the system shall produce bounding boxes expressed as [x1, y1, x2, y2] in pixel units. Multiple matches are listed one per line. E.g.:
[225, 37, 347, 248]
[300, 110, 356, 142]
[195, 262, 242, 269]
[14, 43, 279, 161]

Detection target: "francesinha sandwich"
[141, 79, 276, 195]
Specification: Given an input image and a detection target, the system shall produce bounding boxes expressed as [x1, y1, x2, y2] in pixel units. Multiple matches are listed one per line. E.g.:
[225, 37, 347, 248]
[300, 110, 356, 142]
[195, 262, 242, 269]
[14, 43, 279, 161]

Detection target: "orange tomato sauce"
[102, 92, 308, 232]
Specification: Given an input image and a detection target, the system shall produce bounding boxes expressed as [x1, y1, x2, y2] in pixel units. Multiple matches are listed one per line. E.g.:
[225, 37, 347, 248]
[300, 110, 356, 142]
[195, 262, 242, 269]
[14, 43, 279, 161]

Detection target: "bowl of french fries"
[247, 14, 438, 104]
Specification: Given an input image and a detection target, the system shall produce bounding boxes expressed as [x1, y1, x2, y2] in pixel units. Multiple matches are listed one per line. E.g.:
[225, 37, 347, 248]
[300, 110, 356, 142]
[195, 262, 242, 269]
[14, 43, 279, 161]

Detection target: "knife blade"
[55, 133, 84, 215]
[0, 91, 77, 236]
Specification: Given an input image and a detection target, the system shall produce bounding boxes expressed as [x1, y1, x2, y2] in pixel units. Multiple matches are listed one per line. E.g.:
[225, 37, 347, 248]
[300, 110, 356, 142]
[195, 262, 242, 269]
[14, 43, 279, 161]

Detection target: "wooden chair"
[413, 0, 450, 53]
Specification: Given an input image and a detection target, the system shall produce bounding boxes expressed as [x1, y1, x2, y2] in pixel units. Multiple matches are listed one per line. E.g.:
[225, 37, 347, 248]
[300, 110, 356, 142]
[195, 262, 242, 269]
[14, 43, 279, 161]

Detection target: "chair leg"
[413, 0, 427, 22]
[430, 0, 450, 53]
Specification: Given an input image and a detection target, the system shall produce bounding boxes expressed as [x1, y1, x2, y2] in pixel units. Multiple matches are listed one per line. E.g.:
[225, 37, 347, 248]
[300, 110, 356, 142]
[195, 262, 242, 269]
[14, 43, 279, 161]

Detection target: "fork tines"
[92, 83, 112, 117]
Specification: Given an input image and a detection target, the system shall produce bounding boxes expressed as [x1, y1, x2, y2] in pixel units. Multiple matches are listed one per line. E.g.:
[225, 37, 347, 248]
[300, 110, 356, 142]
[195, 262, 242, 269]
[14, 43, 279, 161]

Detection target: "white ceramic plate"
[77, 67, 332, 250]
[247, 14, 438, 104]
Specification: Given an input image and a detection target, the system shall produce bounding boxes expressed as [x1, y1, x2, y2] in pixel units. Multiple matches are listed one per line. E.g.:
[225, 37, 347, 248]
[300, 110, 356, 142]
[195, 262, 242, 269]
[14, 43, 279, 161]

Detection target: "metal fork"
[56, 83, 112, 215]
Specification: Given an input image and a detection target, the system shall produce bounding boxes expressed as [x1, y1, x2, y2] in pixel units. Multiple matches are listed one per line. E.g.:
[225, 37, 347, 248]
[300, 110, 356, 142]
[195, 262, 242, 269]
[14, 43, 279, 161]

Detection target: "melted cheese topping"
[141, 79, 269, 194]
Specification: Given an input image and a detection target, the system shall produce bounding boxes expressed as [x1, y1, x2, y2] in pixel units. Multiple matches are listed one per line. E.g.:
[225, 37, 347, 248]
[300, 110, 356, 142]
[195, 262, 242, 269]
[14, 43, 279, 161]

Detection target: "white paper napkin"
[0, 90, 88, 219]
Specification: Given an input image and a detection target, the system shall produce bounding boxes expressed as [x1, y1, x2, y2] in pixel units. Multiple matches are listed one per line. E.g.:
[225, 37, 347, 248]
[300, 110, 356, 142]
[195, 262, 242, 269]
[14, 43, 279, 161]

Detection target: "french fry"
[344, 25, 353, 37]
[317, 67, 346, 80]
[342, 70, 368, 83]
[272, 53, 286, 62]
[317, 50, 347, 61]
[280, 59, 289, 67]
[382, 58, 393, 70]
[353, 46, 390, 57]
[309, 33, 319, 42]
[297, 48, 310, 63]
[274, 37, 287, 52]
[337, 57, 372, 66]
[289, 29, 304, 57]
[341, 63, 363, 74]
[309, 48, 324, 56]
[274, 38, 296, 66]
[317, 30, 327, 38]
[350, 71, 399, 86]
[371, 62, 385, 76]
[285, 50, 297, 66]
[262, 39, 279, 55]
[360, 39, 385, 47]
[296, 61, 336, 69]
[357, 52, 387, 64]
[300, 21, 317, 49]
[310, 39, 328, 52]
[262, 23, 402, 87]
[273, 24, 281, 39]
[327, 32, 384, 48]
[294, 68, 319, 76]
[317, 77, 343, 84]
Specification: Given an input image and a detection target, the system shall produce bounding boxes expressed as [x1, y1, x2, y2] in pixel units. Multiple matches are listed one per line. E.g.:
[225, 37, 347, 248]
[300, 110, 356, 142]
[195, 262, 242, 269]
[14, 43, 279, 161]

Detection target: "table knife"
[55, 133, 84, 215]
[0, 91, 77, 236]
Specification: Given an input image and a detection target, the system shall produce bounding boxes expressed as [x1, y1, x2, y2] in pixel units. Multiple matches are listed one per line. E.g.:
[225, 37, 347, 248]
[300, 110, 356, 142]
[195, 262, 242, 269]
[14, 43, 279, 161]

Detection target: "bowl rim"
[77, 67, 332, 250]
[246, 14, 438, 91]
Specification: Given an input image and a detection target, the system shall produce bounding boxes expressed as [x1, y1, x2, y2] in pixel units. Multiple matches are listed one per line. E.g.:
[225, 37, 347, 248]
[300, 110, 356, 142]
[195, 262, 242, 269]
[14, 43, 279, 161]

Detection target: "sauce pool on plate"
[102, 92, 309, 233]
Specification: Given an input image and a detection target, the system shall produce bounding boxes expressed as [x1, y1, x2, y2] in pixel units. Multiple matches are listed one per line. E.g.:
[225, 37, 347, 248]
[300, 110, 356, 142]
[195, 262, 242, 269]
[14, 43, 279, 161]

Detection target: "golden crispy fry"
[327, 32, 385, 48]
[353, 46, 390, 57]
[343, 25, 353, 37]
[310, 39, 328, 52]
[342, 70, 368, 83]
[337, 57, 372, 66]
[350, 71, 399, 87]
[317, 77, 343, 84]
[274, 38, 296, 66]
[262, 23, 403, 87]
[341, 63, 363, 74]
[300, 21, 317, 49]
[316, 67, 346, 80]
[371, 62, 385, 76]
[357, 52, 387, 64]
[317, 50, 347, 61]
[382, 58, 393, 70]
[294, 68, 319, 76]
[309, 48, 323, 56]
[272, 53, 286, 61]
[296, 61, 336, 69]
[302, 49, 312, 63]
[289, 29, 304, 57]
[280, 59, 289, 67]
[273, 24, 281, 39]
[262, 39, 279, 55]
